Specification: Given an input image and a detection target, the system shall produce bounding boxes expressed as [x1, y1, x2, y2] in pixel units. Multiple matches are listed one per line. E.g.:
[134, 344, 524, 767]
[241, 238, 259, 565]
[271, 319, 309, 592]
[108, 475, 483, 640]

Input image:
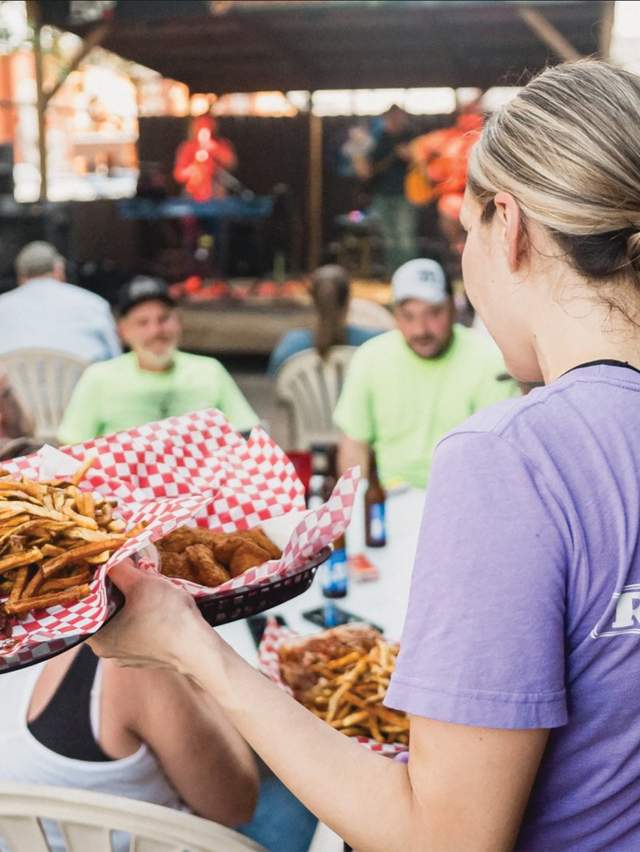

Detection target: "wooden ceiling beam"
[516, 5, 583, 62]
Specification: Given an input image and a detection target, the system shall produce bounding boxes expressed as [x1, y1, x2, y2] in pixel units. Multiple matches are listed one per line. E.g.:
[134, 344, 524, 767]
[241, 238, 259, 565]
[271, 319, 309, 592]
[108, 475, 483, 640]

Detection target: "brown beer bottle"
[364, 447, 386, 547]
[322, 443, 338, 502]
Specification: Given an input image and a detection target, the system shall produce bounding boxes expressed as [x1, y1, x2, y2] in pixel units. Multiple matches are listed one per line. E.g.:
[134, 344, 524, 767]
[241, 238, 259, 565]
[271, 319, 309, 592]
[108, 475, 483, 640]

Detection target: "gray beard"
[138, 346, 177, 370]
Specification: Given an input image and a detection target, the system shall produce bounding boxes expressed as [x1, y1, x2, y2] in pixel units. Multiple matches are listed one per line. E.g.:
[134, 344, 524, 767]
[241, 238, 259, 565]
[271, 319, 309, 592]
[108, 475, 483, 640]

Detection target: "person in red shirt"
[173, 115, 237, 202]
[411, 110, 483, 257]
[411, 111, 483, 201]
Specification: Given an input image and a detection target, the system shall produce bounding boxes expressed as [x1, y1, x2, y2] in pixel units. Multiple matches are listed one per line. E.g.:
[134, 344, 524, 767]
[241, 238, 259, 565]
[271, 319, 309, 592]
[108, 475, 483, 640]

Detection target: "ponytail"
[311, 266, 350, 358]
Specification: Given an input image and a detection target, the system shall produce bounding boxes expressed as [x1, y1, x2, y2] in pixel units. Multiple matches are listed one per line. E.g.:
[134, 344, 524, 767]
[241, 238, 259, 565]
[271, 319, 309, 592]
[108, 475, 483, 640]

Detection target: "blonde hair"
[468, 60, 640, 281]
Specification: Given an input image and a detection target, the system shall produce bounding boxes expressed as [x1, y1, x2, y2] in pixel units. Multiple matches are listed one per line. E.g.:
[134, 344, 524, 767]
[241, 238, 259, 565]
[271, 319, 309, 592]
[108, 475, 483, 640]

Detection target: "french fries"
[278, 626, 409, 746]
[0, 461, 137, 625]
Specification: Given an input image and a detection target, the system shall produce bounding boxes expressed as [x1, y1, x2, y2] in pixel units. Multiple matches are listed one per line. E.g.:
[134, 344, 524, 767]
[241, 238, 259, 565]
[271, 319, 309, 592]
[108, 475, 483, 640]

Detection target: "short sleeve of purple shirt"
[385, 429, 569, 729]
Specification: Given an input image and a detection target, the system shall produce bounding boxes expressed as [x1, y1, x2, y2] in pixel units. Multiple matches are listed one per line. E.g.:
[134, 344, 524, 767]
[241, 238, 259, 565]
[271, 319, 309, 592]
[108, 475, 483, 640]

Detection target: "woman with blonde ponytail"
[91, 61, 640, 851]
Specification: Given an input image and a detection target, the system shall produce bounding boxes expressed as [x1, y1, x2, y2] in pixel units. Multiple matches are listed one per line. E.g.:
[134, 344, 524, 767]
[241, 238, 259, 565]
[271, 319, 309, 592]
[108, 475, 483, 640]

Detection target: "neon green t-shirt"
[58, 350, 258, 444]
[333, 326, 519, 489]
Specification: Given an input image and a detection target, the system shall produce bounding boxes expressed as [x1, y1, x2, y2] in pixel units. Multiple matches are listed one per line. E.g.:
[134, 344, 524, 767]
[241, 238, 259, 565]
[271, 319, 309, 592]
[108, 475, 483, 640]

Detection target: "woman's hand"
[89, 559, 215, 676]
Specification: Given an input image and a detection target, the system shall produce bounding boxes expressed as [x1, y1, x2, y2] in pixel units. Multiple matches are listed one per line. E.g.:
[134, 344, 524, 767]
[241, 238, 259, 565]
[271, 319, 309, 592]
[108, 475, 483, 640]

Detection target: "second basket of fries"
[0, 409, 359, 673]
[259, 619, 409, 756]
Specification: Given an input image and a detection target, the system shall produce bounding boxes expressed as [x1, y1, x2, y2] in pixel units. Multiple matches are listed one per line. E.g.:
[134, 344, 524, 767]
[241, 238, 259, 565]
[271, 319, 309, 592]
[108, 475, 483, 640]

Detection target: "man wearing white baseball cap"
[334, 258, 518, 488]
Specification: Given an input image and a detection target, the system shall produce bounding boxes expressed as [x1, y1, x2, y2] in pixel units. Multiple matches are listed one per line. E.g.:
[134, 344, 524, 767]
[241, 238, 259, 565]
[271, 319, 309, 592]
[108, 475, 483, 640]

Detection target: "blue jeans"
[237, 773, 318, 852]
[370, 193, 418, 274]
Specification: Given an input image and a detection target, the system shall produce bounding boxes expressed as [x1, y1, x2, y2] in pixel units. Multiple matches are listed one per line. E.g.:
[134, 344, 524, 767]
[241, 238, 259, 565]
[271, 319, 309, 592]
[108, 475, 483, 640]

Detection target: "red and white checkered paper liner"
[258, 618, 408, 757]
[0, 409, 360, 671]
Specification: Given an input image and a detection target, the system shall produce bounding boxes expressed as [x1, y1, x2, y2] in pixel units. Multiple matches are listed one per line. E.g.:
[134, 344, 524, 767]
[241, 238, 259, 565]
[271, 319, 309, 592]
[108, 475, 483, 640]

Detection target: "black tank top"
[27, 645, 112, 762]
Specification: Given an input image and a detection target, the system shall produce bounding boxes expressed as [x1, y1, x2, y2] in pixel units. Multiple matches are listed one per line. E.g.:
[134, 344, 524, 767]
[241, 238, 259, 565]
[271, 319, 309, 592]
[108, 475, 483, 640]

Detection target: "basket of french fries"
[0, 409, 359, 672]
[0, 456, 141, 671]
[0, 458, 133, 616]
[259, 619, 409, 756]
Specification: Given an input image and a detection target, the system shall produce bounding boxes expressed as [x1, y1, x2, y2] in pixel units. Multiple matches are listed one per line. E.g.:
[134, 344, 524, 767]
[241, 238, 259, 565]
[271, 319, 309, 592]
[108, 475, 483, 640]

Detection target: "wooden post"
[308, 109, 322, 272]
[26, 0, 47, 201]
[517, 6, 583, 62]
[599, 0, 616, 61]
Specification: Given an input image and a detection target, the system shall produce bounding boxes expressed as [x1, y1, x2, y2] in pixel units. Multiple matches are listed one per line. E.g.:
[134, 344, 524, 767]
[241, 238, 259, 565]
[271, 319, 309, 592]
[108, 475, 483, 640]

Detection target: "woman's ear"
[494, 191, 527, 271]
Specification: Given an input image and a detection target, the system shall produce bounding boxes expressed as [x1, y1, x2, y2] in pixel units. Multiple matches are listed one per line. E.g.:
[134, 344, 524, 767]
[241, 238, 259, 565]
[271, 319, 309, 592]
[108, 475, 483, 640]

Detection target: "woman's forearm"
[184, 624, 417, 852]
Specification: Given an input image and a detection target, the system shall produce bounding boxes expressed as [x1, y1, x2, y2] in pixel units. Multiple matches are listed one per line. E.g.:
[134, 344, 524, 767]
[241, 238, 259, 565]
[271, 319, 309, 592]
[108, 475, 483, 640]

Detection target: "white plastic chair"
[347, 298, 394, 332]
[0, 349, 88, 444]
[0, 783, 264, 852]
[275, 346, 356, 450]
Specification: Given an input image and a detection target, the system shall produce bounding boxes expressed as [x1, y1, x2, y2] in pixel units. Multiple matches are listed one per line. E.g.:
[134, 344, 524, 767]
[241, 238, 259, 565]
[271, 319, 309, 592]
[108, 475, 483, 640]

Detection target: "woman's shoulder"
[278, 329, 314, 350]
[445, 380, 562, 444]
[442, 367, 637, 474]
[268, 329, 314, 375]
[346, 325, 383, 346]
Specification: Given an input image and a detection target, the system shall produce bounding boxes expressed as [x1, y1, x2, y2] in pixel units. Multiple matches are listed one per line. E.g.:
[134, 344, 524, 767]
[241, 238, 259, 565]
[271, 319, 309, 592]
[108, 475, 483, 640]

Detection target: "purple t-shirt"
[385, 362, 640, 851]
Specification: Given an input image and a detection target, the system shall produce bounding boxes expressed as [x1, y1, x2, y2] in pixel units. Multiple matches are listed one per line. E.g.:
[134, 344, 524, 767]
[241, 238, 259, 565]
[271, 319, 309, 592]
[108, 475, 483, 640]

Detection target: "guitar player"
[366, 105, 418, 274]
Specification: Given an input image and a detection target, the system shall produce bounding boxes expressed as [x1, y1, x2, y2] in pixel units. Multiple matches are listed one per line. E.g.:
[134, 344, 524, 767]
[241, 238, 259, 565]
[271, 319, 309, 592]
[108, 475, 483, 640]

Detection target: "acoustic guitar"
[404, 161, 434, 206]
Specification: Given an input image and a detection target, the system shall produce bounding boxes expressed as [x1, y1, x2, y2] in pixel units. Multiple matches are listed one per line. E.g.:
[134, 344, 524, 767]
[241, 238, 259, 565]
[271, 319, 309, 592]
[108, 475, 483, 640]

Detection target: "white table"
[218, 485, 425, 852]
[217, 485, 426, 663]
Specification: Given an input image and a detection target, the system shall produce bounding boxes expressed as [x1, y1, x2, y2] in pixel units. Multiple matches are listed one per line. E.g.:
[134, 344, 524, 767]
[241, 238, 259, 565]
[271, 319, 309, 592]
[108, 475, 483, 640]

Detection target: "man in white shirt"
[0, 242, 121, 363]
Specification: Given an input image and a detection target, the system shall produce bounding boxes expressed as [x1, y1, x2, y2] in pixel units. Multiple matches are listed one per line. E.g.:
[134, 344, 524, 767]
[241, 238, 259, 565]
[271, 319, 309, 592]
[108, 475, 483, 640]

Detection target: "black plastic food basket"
[197, 547, 330, 626]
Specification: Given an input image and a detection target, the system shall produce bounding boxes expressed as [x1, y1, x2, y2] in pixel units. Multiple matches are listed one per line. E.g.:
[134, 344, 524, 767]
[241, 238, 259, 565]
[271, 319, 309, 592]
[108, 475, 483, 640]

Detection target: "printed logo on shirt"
[592, 584, 640, 638]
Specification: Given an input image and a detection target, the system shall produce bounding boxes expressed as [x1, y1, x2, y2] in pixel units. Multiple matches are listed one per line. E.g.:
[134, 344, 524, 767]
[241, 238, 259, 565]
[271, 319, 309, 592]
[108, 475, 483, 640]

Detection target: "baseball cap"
[116, 276, 176, 317]
[391, 258, 450, 305]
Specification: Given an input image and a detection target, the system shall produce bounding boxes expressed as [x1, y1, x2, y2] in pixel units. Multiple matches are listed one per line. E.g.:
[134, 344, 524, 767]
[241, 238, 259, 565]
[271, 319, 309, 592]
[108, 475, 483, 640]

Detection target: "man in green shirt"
[58, 277, 258, 444]
[334, 258, 518, 489]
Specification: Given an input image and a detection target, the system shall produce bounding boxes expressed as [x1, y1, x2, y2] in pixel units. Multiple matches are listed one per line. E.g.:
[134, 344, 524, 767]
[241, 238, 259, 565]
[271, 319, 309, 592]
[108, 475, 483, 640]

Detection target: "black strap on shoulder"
[28, 645, 112, 762]
[563, 359, 640, 378]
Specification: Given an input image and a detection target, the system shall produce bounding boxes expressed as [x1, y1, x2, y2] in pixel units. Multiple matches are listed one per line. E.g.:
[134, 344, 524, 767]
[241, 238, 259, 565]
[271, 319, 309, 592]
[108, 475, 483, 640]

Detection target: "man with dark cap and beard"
[58, 276, 257, 444]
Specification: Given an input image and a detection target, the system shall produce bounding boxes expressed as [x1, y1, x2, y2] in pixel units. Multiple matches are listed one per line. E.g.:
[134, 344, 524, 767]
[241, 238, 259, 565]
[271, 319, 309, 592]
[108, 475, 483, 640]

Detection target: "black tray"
[197, 547, 330, 626]
[0, 579, 125, 675]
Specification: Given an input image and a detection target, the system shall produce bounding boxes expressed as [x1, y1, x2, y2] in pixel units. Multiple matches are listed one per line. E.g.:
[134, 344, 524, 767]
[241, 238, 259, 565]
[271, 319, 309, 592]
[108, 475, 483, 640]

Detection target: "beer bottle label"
[368, 502, 386, 545]
[321, 548, 348, 598]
